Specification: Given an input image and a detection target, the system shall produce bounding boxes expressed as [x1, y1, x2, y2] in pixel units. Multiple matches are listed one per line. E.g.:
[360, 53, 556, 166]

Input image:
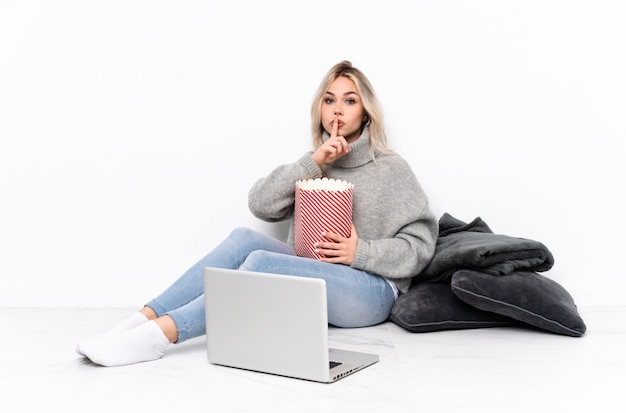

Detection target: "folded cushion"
[451, 270, 586, 337]
[419, 213, 555, 283]
[389, 281, 517, 333]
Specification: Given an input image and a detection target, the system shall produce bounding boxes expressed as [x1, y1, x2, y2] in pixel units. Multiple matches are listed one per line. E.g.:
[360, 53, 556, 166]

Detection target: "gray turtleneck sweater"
[248, 128, 438, 294]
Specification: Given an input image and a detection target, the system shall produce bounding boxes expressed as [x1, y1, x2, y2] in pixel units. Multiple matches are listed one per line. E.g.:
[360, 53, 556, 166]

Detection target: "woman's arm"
[248, 153, 324, 222]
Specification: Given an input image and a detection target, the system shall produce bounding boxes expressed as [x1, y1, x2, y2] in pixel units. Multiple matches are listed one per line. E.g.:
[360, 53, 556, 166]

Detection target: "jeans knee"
[239, 250, 273, 272]
[229, 226, 256, 240]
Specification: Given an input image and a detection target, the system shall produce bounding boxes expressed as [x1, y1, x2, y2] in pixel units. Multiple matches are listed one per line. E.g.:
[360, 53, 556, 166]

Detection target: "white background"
[1, 0, 624, 307]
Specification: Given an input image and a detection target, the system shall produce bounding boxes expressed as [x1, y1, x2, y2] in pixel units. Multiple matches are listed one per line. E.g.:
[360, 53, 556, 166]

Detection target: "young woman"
[76, 60, 438, 367]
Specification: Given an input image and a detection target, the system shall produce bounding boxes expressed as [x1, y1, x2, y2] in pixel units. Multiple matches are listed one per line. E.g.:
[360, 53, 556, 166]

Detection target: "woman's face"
[321, 76, 367, 143]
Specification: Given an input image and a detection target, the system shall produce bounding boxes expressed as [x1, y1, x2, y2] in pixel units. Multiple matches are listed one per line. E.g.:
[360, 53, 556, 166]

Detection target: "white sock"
[103, 312, 149, 337]
[75, 312, 149, 356]
[79, 321, 170, 367]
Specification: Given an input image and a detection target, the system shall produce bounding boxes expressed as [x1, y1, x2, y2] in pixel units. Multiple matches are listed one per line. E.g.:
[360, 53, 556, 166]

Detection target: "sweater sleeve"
[248, 153, 324, 222]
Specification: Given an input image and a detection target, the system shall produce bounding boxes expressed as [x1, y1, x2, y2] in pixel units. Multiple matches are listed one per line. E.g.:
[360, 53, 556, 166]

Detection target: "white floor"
[1, 306, 624, 413]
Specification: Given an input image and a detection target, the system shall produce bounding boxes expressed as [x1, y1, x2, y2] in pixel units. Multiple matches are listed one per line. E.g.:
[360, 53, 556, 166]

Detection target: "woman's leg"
[76, 228, 294, 365]
[77, 229, 395, 366]
[162, 249, 395, 348]
[239, 250, 396, 328]
[82, 227, 288, 341]
[145, 227, 294, 318]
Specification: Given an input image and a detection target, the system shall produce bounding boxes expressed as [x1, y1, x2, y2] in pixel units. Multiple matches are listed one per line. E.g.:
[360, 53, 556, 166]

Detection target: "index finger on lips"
[331, 115, 338, 139]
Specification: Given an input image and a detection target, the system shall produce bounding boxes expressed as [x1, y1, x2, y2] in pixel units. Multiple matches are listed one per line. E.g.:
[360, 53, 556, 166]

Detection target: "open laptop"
[203, 267, 379, 383]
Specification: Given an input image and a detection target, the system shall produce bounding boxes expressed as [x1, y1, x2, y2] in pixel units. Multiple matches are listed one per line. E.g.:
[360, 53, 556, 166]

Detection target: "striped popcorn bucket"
[294, 178, 354, 260]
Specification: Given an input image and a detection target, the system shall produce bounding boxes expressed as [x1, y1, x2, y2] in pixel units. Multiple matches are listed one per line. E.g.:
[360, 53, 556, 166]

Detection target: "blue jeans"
[145, 227, 396, 343]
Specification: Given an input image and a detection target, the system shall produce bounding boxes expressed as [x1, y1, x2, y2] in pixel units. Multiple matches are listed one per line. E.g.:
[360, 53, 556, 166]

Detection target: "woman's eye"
[346, 99, 356, 105]
[324, 98, 335, 104]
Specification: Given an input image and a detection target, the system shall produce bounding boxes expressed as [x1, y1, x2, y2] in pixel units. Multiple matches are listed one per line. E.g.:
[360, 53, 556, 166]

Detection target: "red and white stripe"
[294, 181, 353, 260]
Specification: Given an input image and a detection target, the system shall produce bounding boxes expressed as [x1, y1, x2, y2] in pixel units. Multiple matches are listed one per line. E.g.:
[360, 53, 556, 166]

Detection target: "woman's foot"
[75, 312, 149, 356]
[78, 320, 170, 367]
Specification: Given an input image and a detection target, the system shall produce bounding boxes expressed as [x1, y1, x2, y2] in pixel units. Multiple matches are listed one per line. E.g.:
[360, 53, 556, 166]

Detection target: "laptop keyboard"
[329, 361, 343, 369]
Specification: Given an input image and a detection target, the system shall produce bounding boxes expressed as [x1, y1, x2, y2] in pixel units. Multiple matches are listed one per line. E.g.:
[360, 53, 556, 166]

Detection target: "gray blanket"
[417, 213, 555, 284]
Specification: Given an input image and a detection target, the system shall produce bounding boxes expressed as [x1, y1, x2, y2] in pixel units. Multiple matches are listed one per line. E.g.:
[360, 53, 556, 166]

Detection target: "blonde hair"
[310, 60, 393, 158]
